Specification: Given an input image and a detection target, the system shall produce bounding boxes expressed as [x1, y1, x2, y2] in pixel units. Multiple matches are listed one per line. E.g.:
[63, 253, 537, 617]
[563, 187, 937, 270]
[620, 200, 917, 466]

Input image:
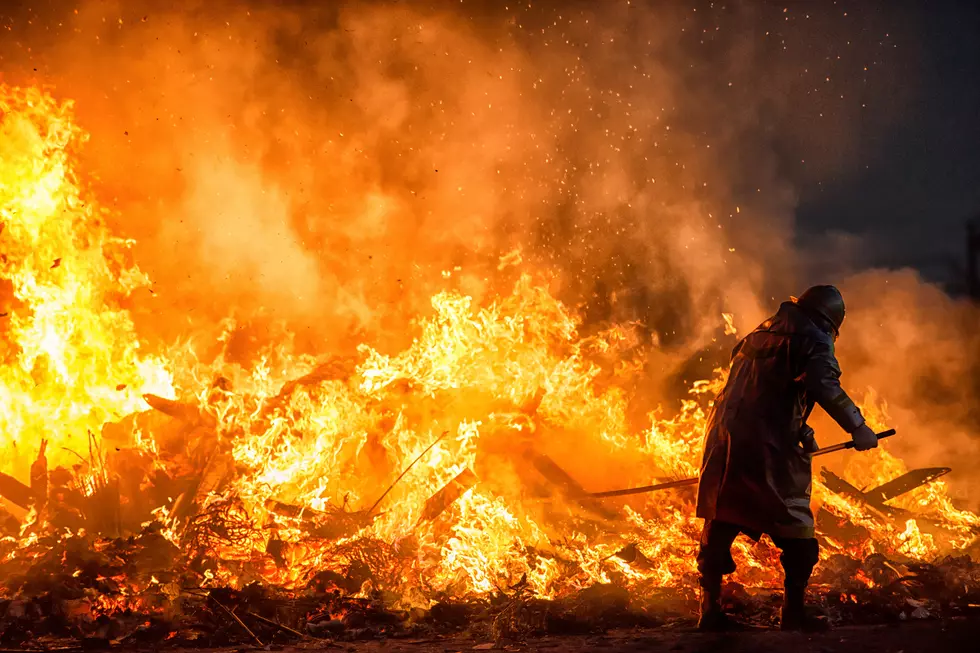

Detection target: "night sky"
[794, 1, 980, 289]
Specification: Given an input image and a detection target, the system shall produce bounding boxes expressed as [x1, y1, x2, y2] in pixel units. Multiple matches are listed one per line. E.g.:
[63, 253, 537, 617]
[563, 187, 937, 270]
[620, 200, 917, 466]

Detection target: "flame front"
[0, 85, 173, 475]
[0, 85, 977, 613]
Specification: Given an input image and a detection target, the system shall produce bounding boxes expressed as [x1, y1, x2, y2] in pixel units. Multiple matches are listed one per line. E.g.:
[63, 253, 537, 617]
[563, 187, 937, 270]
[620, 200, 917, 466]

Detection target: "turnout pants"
[696, 520, 819, 591]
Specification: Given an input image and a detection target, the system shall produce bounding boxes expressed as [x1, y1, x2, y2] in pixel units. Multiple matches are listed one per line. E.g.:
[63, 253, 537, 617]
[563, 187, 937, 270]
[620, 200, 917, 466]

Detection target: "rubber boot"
[780, 584, 829, 632]
[697, 580, 730, 632]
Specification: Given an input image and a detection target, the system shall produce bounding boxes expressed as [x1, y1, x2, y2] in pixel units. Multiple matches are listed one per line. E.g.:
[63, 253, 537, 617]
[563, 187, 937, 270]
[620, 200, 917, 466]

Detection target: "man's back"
[693, 286, 880, 631]
[695, 300, 861, 538]
[720, 302, 828, 433]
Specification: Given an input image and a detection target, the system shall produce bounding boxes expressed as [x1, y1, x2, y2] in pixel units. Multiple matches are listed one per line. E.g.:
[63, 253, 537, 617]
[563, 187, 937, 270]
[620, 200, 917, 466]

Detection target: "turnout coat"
[695, 301, 865, 539]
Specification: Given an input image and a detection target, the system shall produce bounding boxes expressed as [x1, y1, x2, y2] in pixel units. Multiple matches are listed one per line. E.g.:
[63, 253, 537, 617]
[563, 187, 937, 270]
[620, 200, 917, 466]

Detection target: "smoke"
[0, 1, 893, 347]
[826, 271, 980, 508]
[6, 1, 974, 500]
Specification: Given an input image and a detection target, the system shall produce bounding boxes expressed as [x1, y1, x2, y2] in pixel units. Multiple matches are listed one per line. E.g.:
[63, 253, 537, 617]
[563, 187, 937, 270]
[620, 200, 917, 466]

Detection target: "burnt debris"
[0, 404, 978, 649]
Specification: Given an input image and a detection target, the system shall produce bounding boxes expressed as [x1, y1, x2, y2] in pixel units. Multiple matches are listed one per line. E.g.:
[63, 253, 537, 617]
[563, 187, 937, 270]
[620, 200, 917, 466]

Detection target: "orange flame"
[0, 84, 977, 609]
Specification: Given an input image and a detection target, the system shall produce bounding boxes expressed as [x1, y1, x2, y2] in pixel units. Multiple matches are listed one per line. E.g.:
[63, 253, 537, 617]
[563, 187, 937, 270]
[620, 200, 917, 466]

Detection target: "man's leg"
[771, 535, 822, 630]
[696, 520, 741, 631]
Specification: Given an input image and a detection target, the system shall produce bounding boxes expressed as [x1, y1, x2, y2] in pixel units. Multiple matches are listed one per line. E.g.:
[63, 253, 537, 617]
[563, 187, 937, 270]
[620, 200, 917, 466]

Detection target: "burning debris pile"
[2, 85, 980, 648]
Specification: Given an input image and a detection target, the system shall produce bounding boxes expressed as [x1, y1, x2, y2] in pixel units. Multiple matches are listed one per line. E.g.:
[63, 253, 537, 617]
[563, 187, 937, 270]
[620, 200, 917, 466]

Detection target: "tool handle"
[589, 429, 896, 499]
[589, 477, 699, 498]
[811, 428, 896, 457]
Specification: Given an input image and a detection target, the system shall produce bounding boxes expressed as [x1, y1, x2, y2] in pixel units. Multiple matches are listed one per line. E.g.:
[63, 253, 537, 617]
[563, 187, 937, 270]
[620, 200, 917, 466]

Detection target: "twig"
[58, 446, 88, 465]
[244, 610, 309, 640]
[208, 594, 264, 647]
[367, 430, 449, 515]
[180, 586, 211, 596]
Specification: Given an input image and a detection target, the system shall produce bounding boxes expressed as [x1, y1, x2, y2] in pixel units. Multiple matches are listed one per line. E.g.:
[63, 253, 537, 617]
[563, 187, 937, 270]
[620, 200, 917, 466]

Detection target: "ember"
[0, 9, 979, 650]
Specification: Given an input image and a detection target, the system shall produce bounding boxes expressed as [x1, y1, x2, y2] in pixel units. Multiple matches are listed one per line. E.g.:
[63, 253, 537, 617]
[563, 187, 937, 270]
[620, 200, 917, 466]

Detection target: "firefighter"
[695, 285, 879, 631]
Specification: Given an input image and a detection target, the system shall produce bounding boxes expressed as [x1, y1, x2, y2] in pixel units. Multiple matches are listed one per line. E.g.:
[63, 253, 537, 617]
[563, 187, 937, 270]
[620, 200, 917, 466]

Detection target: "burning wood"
[820, 466, 952, 518]
[170, 449, 235, 523]
[863, 467, 953, 505]
[28, 440, 47, 512]
[142, 393, 216, 428]
[0, 84, 979, 649]
[421, 467, 479, 522]
[519, 448, 618, 521]
[0, 472, 33, 511]
[265, 499, 374, 539]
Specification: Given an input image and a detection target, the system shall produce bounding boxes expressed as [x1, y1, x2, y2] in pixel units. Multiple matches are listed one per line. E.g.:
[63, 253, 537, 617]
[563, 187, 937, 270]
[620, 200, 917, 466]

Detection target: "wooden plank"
[421, 468, 479, 522]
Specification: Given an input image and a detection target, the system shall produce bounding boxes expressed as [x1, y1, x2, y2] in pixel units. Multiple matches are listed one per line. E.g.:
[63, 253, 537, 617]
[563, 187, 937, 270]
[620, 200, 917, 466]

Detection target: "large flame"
[0, 84, 977, 611]
[0, 85, 173, 475]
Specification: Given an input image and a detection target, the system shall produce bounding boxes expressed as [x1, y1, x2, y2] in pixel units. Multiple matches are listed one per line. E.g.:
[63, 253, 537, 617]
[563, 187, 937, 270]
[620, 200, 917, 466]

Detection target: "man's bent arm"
[804, 340, 865, 433]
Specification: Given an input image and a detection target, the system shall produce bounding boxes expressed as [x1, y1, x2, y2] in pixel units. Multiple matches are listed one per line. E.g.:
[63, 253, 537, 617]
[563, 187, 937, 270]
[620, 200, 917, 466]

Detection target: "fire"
[1, 84, 978, 616]
[0, 85, 173, 477]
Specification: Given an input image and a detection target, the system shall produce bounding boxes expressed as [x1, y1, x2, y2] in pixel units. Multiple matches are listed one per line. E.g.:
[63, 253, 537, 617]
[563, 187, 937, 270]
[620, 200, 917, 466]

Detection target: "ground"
[162, 617, 980, 653]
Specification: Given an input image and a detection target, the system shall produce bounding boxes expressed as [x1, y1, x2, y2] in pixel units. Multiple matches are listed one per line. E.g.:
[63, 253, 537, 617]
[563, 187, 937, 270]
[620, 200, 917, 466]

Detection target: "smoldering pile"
[1, 522, 978, 650]
[1, 361, 978, 651]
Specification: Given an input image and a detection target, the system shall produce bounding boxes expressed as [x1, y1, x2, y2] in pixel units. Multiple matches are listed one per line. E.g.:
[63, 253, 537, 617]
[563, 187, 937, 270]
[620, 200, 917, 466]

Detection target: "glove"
[800, 425, 819, 454]
[850, 423, 878, 451]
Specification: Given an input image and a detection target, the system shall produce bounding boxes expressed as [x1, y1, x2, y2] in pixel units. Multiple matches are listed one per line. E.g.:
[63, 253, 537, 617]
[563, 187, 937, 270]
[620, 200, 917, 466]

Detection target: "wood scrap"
[83, 477, 123, 537]
[265, 499, 329, 521]
[864, 467, 952, 505]
[421, 467, 479, 522]
[610, 543, 655, 571]
[0, 471, 34, 510]
[0, 505, 20, 536]
[142, 393, 215, 427]
[29, 439, 47, 511]
[264, 499, 374, 540]
[519, 448, 618, 521]
[368, 430, 449, 515]
[208, 594, 263, 647]
[266, 533, 288, 569]
[244, 610, 309, 640]
[267, 356, 358, 405]
[171, 448, 234, 523]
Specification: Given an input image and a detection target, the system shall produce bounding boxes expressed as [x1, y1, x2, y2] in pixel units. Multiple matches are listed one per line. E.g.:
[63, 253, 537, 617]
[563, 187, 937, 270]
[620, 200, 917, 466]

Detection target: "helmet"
[796, 285, 845, 335]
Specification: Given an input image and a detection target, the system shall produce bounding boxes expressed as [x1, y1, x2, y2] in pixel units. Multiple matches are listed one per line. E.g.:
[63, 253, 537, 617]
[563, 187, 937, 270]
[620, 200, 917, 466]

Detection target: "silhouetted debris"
[422, 468, 479, 522]
[1, 532, 979, 650]
[0, 471, 34, 510]
[0, 406, 977, 650]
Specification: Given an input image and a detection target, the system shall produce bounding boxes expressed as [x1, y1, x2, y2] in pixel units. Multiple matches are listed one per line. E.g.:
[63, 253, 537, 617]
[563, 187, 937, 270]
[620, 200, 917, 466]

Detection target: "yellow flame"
[0, 85, 172, 477]
[1, 85, 977, 608]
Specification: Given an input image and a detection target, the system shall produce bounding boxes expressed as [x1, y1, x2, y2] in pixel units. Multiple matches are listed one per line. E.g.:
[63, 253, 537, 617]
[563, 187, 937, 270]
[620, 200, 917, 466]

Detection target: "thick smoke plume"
[0, 1, 897, 344]
[2, 1, 977, 503]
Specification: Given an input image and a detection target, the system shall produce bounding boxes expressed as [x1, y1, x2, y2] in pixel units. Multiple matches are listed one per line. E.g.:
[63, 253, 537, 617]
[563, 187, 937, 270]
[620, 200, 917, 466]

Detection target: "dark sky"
[794, 1, 980, 288]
